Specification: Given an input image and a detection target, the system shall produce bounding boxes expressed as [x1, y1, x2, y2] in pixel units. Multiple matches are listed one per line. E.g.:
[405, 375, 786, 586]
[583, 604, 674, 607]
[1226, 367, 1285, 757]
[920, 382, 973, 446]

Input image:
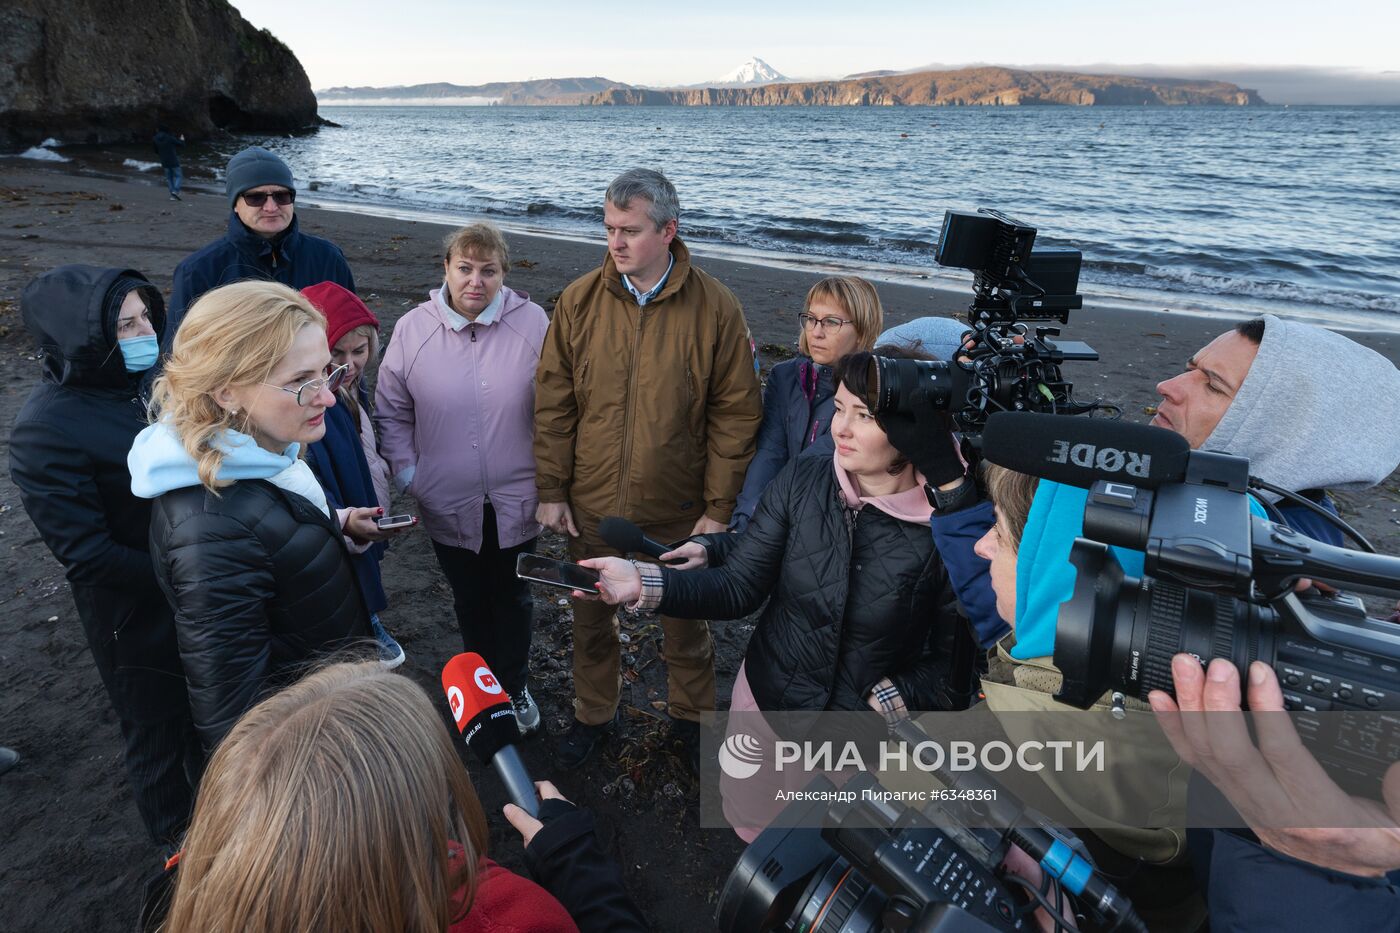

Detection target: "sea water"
[243, 105, 1400, 328]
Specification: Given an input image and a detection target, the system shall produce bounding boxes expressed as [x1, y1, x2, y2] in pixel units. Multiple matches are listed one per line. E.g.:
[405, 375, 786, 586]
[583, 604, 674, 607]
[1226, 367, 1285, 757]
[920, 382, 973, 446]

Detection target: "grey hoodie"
[1203, 314, 1400, 499]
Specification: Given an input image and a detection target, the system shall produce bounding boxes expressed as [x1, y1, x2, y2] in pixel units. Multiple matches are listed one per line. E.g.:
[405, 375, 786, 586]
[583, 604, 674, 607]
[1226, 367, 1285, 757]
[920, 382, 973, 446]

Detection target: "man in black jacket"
[10, 266, 202, 853]
[164, 146, 355, 352]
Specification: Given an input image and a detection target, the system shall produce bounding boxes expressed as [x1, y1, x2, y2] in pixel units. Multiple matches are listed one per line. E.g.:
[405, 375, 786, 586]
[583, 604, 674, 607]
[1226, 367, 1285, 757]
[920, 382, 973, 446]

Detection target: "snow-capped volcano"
[712, 57, 788, 86]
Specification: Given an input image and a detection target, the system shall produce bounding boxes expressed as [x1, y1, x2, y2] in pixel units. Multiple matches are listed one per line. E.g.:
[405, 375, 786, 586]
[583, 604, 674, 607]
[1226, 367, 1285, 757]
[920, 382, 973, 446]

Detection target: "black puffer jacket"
[659, 454, 976, 711]
[148, 480, 371, 747]
[10, 266, 189, 718]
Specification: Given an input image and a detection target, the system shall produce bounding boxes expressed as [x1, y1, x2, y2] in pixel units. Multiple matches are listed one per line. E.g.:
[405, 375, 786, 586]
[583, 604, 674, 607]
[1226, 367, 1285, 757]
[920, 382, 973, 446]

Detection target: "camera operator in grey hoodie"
[1151, 314, 1400, 542]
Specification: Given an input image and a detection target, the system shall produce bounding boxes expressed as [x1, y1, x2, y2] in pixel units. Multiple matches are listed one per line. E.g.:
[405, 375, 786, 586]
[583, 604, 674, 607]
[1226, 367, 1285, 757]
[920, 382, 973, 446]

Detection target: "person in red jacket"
[158, 661, 646, 933]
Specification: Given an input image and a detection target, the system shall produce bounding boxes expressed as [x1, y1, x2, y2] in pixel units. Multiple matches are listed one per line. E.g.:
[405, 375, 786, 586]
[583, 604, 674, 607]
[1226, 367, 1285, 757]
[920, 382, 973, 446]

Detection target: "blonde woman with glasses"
[128, 281, 373, 749]
[729, 275, 883, 532]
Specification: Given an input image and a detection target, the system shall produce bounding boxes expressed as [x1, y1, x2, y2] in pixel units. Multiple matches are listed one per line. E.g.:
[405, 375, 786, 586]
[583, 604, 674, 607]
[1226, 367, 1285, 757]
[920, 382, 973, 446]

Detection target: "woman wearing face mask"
[376, 223, 549, 734]
[302, 282, 410, 669]
[10, 266, 203, 857]
[127, 280, 373, 750]
[729, 276, 884, 532]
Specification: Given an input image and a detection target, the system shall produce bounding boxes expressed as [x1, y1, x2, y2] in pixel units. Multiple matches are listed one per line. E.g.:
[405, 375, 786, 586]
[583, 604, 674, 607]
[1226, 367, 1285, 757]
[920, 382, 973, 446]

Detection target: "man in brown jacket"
[535, 168, 762, 768]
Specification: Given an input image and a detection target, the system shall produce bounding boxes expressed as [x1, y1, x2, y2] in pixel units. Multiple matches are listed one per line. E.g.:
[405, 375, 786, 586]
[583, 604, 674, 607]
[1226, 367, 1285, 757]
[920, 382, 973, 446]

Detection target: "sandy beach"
[2, 160, 1399, 932]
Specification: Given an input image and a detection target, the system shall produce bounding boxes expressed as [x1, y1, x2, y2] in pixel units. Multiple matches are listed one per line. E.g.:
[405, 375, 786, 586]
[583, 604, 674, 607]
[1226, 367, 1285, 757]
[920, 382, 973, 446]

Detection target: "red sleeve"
[449, 858, 580, 933]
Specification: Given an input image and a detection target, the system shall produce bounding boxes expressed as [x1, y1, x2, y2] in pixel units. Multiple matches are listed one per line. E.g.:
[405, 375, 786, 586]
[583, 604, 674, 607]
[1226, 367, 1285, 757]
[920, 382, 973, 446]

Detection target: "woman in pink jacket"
[375, 223, 549, 732]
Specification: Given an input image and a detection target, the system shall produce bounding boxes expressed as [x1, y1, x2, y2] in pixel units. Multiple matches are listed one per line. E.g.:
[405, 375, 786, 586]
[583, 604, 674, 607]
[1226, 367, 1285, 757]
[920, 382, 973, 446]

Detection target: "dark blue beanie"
[225, 146, 295, 210]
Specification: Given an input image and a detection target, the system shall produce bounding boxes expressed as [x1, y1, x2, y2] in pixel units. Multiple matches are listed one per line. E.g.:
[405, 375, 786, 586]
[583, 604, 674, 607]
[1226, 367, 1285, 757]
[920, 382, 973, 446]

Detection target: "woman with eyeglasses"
[128, 280, 373, 749]
[729, 275, 883, 532]
[302, 282, 412, 669]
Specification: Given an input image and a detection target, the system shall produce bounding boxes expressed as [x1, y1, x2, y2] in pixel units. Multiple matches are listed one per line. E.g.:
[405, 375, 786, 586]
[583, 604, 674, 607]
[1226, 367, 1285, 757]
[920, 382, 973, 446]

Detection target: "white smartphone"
[376, 513, 416, 529]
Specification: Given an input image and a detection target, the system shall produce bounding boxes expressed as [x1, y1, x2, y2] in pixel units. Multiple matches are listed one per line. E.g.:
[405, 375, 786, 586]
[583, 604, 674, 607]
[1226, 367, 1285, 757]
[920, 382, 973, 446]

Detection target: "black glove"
[878, 405, 967, 487]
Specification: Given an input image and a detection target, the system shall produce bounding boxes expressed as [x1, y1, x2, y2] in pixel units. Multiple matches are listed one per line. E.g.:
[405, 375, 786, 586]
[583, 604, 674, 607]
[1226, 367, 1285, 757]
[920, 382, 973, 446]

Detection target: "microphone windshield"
[441, 652, 520, 763]
[599, 516, 645, 553]
[981, 412, 1190, 490]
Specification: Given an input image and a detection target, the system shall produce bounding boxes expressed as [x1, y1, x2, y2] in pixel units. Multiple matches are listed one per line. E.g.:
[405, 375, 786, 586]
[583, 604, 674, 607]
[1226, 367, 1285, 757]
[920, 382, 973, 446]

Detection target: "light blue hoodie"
[1013, 480, 1267, 661]
[129, 419, 311, 501]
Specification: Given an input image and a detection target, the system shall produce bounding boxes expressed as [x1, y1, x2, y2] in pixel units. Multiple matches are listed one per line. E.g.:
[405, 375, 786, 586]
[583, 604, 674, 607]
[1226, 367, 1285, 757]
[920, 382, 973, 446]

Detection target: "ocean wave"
[1131, 265, 1400, 313]
[320, 97, 500, 106]
[757, 225, 872, 247]
[16, 146, 68, 162]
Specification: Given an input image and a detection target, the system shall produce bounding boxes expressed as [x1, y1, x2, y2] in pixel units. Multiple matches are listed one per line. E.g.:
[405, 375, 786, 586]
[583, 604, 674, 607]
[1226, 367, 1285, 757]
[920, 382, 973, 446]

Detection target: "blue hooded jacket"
[1010, 482, 1146, 661]
[306, 386, 388, 615]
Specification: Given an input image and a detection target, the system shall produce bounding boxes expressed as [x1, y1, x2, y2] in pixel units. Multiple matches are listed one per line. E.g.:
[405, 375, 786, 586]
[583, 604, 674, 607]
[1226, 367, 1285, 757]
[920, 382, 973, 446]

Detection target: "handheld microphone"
[981, 412, 1190, 490]
[599, 515, 687, 565]
[441, 652, 538, 817]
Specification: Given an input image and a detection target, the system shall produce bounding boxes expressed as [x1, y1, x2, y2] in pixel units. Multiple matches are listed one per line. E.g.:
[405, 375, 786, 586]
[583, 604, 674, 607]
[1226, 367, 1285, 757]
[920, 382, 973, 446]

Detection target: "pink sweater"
[375, 286, 549, 551]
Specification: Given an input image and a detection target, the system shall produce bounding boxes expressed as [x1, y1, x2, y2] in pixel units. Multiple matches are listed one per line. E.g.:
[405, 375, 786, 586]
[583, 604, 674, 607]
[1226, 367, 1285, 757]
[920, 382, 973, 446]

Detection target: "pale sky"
[231, 0, 1398, 89]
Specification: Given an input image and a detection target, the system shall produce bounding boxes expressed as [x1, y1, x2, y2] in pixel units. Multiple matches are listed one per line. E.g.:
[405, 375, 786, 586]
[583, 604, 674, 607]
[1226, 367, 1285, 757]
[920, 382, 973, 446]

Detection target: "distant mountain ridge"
[316, 77, 627, 104]
[592, 67, 1264, 106]
[319, 66, 1264, 107]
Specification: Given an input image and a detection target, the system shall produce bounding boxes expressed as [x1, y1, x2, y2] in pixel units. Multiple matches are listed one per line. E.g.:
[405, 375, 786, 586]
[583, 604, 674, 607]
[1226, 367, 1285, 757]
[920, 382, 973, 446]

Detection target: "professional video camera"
[866, 209, 1102, 433]
[718, 718, 1146, 933]
[982, 412, 1400, 790]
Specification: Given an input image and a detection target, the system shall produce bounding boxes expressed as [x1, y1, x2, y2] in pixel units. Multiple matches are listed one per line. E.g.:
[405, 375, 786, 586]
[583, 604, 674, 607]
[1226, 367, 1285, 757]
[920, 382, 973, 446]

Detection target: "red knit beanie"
[301, 281, 379, 350]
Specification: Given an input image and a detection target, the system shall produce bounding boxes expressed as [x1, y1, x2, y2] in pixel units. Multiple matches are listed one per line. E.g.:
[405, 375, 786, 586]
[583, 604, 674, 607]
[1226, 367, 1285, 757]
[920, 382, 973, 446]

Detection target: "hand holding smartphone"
[515, 553, 602, 593]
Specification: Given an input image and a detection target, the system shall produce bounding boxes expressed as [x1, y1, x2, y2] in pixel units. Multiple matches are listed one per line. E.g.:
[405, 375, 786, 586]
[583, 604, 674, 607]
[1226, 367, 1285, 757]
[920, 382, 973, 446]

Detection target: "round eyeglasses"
[798, 313, 854, 333]
[261, 363, 349, 406]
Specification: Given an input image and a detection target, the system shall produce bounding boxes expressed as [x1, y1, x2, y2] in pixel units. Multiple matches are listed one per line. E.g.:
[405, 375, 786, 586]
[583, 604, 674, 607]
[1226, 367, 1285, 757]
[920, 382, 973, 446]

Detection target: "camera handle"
[1253, 517, 1400, 598]
[1249, 477, 1375, 553]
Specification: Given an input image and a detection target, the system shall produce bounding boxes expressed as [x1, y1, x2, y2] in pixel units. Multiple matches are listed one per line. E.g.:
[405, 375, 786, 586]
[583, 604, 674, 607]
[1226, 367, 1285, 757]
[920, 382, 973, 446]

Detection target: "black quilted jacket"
[148, 479, 371, 747]
[658, 455, 977, 712]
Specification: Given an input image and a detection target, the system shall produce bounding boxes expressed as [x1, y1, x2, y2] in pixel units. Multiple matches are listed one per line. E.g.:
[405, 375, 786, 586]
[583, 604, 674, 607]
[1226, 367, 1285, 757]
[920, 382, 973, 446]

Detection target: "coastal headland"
[317, 66, 1264, 107]
[1, 162, 1397, 932]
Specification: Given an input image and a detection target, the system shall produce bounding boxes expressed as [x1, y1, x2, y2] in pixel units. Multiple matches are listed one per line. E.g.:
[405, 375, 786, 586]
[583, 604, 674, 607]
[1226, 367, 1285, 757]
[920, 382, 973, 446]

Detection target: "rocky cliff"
[1, 0, 319, 149]
[587, 67, 1264, 106]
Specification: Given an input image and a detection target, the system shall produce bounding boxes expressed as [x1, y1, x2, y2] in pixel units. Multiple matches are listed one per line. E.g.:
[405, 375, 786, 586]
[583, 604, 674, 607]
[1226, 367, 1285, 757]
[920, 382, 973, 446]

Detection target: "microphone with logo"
[980, 411, 1191, 490]
[441, 652, 538, 817]
[599, 515, 687, 565]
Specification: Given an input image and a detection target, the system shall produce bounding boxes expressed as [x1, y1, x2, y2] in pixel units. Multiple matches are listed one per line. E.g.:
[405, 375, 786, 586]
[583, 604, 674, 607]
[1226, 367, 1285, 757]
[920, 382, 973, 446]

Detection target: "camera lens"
[793, 858, 884, 932]
[863, 356, 957, 417]
[1054, 541, 1267, 709]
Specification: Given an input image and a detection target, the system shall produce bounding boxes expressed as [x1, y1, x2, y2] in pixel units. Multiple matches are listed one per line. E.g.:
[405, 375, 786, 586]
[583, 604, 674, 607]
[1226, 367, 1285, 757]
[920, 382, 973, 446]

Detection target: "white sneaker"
[512, 686, 541, 735]
[370, 617, 406, 670]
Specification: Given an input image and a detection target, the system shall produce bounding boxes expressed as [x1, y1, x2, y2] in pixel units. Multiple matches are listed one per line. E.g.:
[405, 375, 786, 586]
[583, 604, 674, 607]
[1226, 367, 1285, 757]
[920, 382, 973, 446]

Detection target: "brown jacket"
[534, 237, 762, 526]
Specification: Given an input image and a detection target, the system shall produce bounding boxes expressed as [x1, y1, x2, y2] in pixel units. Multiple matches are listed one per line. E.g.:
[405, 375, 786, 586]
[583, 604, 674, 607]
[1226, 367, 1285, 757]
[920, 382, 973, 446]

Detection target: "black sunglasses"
[241, 190, 296, 207]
